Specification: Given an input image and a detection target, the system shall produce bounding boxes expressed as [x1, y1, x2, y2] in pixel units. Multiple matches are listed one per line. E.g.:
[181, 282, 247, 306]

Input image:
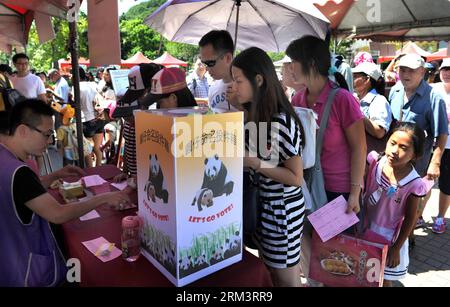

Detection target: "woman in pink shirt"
[286, 36, 366, 214]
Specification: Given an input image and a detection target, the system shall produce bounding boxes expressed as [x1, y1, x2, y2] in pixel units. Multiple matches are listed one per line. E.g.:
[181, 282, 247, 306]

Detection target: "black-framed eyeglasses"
[25, 124, 54, 140]
[201, 54, 225, 68]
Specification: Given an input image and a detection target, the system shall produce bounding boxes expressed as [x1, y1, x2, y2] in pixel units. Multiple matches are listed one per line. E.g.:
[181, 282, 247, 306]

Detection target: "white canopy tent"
[314, 0, 450, 41]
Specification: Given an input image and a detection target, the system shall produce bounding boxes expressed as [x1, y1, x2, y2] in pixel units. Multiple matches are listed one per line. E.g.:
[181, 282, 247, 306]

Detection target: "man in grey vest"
[0, 99, 130, 286]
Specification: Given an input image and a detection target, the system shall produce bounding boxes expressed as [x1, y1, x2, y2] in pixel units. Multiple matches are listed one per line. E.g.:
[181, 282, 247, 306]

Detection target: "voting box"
[134, 107, 244, 286]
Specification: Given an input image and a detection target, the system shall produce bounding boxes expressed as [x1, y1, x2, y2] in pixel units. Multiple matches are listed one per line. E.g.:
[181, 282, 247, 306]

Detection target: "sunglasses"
[201, 54, 225, 68]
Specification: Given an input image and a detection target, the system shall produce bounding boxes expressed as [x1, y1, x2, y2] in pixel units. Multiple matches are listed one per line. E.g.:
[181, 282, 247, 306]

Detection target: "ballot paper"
[307, 195, 360, 243]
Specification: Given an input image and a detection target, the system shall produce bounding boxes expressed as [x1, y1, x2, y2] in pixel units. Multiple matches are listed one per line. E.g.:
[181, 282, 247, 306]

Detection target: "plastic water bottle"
[121, 216, 141, 262]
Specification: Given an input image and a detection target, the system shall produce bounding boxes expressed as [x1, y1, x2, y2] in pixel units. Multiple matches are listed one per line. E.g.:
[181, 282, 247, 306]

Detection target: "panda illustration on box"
[201, 154, 234, 198]
[191, 188, 214, 212]
[144, 154, 169, 203]
[146, 183, 156, 202]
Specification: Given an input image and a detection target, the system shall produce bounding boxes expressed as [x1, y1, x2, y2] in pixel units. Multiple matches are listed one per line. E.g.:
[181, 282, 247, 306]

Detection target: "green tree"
[120, 18, 161, 60]
[26, 14, 88, 72]
[392, 41, 438, 53]
[331, 38, 353, 59]
[120, 0, 165, 21]
[0, 52, 10, 65]
[164, 40, 199, 67]
[267, 52, 285, 62]
[121, 0, 199, 67]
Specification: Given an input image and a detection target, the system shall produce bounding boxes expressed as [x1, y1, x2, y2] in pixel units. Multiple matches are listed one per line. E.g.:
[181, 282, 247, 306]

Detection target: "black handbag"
[0, 77, 25, 110]
[243, 170, 260, 249]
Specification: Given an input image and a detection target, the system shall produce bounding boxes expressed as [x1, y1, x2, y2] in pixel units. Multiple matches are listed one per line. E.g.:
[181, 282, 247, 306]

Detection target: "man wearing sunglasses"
[199, 30, 239, 113]
[0, 99, 131, 286]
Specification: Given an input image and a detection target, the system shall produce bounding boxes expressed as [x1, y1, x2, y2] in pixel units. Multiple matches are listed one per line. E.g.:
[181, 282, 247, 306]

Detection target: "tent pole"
[69, 20, 85, 169]
[234, 0, 241, 54]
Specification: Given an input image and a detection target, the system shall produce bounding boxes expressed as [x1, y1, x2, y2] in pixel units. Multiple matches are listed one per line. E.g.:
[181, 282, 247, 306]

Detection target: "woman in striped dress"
[231, 47, 305, 287]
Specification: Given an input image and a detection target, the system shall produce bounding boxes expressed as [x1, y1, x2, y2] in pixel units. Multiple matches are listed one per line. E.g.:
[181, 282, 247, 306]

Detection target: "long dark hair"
[232, 47, 304, 147]
[286, 35, 349, 91]
[369, 75, 385, 96]
[103, 67, 116, 91]
[0, 110, 10, 135]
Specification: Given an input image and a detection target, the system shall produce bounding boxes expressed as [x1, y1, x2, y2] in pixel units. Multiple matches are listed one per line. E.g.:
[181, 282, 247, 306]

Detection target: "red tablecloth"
[49, 165, 273, 287]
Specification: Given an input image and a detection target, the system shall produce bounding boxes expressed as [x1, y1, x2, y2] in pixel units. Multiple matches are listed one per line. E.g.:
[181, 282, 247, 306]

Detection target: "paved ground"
[395, 187, 450, 287]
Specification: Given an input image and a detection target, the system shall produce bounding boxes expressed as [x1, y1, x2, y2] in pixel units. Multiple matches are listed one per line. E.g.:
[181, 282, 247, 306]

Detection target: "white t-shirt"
[77, 81, 98, 122]
[208, 79, 239, 113]
[432, 82, 450, 148]
[54, 77, 70, 103]
[10, 73, 46, 99]
[360, 89, 392, 132]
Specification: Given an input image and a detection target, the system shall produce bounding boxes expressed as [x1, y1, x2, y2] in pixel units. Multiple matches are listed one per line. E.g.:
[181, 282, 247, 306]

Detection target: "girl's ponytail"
[327, 66, 349, 91]
[333, 72, 349, 91]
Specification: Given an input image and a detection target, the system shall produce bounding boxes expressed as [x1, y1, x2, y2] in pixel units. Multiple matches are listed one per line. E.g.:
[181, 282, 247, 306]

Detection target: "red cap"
[150, 67, 187, 98]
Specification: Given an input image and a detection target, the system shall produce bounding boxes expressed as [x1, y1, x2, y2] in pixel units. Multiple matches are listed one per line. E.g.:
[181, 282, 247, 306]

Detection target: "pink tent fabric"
[122, 51, 152, 65]
[396, 41, 431, 57]
[378, 42, 431, 63]
[427, 48, 450, 62]
[88, 0, 121, 66]
[152, 52, 187, 67]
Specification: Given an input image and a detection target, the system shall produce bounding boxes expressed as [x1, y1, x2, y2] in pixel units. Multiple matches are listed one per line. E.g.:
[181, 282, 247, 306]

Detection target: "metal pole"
[234, 0, 241, 53]
[69, 21, 85, 169]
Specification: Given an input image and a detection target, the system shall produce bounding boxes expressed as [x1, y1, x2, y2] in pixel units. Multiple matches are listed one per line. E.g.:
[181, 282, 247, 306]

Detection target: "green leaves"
[120, 0, 165, 22]
[120, 18, 161, 60]
[26, 16, 88, 72]
[6, 1, 200, 72]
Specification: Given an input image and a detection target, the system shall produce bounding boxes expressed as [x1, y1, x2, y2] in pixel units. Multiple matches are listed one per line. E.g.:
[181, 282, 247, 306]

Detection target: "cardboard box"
[309, 231, 388, 287]
[135, 107, 244, 286]
[59, 180, 84, 200]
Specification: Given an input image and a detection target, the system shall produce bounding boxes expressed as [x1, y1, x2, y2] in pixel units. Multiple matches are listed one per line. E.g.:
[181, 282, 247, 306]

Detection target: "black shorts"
[439, 149, 450, 195]
[82, 119, 106, 138]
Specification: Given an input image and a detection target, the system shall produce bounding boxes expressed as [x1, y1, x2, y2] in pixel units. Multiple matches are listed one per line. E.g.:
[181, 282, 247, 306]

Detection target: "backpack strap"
[315, 86, 339, 159]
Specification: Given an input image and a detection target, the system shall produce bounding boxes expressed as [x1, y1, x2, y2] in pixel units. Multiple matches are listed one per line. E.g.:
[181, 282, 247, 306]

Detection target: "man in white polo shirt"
[199, 30, 239, 113]
[10, 53, 46, 102]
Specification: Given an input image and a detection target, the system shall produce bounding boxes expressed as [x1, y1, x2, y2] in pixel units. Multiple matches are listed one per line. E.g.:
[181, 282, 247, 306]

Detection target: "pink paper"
[307, 195, 359, 243]
[422, 176, 435, 194]
[82, 175, 107, 187]
[79, 210, 100, 221]
[81, 237, 122, 262]
[111, 181, 128, 191]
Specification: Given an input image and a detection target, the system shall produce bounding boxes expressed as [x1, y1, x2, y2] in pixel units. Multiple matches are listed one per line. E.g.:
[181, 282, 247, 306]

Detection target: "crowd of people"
[0, 30, 448, 287]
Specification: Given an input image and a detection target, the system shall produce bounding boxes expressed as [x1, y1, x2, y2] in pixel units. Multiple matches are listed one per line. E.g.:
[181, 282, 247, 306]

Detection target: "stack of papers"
[82, 175, 107, 187]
